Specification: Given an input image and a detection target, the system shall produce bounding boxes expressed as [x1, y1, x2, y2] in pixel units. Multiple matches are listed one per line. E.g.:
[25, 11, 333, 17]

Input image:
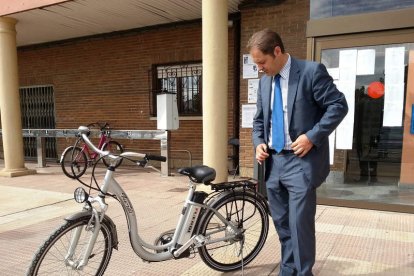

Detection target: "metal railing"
[0, 129, 170, 176]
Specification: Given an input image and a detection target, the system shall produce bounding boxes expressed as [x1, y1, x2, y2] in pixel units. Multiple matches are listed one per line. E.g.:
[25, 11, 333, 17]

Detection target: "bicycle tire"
[27, 217, 113, 276]
[102, 141, 124, 168]
[196, 191, 269, 272]
[61, 146, 88, 178]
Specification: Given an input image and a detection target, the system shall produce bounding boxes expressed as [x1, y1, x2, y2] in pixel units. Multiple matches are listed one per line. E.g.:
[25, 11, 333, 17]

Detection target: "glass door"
[321, 44, 413, 184]
[313, 30, 414, 210]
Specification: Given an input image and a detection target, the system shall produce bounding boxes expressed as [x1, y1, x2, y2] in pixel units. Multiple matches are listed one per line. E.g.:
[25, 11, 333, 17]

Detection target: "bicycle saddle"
[177, 165, 216, 184]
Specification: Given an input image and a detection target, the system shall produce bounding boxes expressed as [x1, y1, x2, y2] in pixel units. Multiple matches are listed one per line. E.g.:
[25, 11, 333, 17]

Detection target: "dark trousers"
[266, 152, 316, 276]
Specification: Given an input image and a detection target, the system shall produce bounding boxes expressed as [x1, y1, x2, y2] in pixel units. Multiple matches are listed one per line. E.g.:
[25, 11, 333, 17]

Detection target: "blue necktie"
[272, 75, 284, 152]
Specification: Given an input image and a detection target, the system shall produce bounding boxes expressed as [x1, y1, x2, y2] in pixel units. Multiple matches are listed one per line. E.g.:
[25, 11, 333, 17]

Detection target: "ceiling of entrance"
[4, 0, 242, 47]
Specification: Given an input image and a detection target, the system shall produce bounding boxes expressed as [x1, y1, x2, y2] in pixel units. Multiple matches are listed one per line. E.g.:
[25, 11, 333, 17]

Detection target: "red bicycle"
[60, 122, 124, 178]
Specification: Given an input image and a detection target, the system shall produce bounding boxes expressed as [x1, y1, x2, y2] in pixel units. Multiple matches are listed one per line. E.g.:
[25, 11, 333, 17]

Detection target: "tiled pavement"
[1, 162, 414, 275]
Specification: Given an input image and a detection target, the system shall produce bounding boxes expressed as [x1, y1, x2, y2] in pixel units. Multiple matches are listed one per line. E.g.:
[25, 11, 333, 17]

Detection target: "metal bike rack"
[0, 129, 170, 176]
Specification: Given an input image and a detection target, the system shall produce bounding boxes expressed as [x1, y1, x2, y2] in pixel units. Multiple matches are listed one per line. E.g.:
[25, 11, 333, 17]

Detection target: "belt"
[269, 149, 294, 155]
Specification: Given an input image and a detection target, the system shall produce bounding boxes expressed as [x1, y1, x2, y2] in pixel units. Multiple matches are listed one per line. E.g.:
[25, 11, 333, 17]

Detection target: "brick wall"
[17, 22, 236, 167]
[238, 0, 310, 177]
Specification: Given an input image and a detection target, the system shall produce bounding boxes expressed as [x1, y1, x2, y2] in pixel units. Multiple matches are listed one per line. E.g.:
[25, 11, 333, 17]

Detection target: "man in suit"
[248, 29, 348, 276]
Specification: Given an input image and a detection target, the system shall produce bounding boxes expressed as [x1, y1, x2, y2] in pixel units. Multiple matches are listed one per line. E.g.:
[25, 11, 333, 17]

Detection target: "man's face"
[250, 46, 283, 76]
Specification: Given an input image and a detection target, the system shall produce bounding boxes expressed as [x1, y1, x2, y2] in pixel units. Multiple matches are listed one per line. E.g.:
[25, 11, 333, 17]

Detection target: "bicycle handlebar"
[77, 126, 166, 162]
[87, 122, 109, 131]
[146, 155, 167, 162]
[79, 126, 111, 157]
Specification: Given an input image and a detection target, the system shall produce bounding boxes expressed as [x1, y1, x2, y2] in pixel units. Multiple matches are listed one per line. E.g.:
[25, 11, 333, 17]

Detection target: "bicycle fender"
[212, 189, 270, 215]
[65, 211, 119, 250]
[59, 146, 72, 163]
[64, 210, 92, 221]
[59, 146, 81, 163]
[253, 190, 270, 215]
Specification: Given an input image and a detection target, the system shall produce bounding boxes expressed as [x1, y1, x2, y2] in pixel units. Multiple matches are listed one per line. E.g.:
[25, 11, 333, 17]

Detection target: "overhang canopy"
[0, 0, 242, 47]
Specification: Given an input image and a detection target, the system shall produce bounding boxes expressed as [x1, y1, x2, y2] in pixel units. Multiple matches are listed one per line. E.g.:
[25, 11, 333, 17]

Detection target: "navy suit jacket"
[252, 57, 348, 187]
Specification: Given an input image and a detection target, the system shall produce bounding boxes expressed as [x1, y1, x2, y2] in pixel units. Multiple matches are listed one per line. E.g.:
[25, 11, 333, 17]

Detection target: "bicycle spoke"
[28, 219, 113, 275]
[198, 192, 269, 271]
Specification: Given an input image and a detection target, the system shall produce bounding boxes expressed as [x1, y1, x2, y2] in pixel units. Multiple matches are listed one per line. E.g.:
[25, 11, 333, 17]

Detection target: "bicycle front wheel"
[196, 191, 269, 272]
[102, 141, 124, 168]
[27, 218, 113, 276]
[61, 146, 88, 178]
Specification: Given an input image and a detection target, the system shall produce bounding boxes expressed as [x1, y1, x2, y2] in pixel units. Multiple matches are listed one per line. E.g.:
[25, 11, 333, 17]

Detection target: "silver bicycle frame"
[83, 168, 240, 262]
[66, 209, 102, 269]
[73, 127, 241, 263]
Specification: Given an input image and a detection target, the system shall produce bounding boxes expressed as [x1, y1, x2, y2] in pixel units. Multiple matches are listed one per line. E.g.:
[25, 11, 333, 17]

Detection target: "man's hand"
[291, 134, 313, 158]
[256, 143, 269, 164]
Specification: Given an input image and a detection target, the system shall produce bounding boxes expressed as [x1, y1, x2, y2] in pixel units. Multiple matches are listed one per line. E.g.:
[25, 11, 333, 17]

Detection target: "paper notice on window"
[383, 83, 405, 126]
[327, 68, 340, 80]
[241, 104, 257, 128]
[335, 49, 357, 149]
[248, 79, 259, 103]
[335, 80, 354, 149]
[383, 47, 405, 126]
[335, 100, 355, 149]
[356, 49, 375, 75]
[243, 54, 259, 79]
[329, 131, 335, 165]
[384, 47, 405, 74]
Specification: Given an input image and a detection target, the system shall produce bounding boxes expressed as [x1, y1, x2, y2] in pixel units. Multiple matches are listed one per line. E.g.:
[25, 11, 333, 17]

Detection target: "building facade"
[1, 0, 414, 211]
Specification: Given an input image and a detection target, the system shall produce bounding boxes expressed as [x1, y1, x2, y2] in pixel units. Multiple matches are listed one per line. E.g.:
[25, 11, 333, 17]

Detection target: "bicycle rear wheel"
[102, 141, 124, 168]
[196, 191, 269, 272]
[61, 146, 88, 178]
[27, 218, 113, 276]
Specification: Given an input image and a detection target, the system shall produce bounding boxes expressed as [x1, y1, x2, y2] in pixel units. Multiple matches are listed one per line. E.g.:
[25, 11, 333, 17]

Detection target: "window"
[151, 62, 202, 116]
[321, 43, 414, 185]
[20, 85, 57, 159]
[310, 27, 414, 211]
[310, 0, 414, 19]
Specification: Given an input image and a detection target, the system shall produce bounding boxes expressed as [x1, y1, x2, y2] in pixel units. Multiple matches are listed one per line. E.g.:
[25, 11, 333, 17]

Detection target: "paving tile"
[318, 256, 414, 275]
[0, 185, 71, 216]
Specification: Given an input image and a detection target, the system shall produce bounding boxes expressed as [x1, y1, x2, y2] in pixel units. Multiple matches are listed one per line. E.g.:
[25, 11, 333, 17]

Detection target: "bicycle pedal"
[173, 248, 191, 259]
[194, 235, 206, 246]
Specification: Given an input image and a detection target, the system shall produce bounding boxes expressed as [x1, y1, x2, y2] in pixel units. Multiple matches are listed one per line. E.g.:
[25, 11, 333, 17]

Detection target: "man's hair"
[247, 28, 285, 56]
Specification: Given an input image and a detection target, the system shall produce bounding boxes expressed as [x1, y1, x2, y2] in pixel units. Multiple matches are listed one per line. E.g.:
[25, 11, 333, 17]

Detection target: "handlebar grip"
[146, 155, 167, 162]
[78, 126, 90, 136]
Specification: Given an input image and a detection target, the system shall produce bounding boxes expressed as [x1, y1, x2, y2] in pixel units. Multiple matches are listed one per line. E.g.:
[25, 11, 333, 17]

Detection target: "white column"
[202, 0, 228, 182]
[0, 17, 36, 177]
